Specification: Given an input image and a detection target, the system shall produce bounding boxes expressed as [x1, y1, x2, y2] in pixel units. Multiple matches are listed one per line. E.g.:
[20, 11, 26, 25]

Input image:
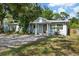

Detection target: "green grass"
[0, 35, 79, 56]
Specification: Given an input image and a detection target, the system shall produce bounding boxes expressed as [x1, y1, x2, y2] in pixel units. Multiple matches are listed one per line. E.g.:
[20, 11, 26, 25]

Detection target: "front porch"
[29, 23, 50, 36]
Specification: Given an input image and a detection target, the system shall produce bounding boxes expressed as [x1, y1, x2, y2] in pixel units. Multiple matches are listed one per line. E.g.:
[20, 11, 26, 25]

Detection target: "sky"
[40, 3, 79, 18]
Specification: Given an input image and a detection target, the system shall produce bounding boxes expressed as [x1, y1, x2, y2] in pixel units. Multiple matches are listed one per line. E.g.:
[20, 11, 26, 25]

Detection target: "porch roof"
[30, 17, 69, 24]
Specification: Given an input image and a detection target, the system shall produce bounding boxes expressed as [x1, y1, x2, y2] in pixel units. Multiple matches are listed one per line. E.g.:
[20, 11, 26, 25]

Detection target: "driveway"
[0, 34, 45, 48]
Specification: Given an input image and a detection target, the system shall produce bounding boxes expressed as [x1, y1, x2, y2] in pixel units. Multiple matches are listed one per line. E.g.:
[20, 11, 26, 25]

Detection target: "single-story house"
[29, 17, 69, 36]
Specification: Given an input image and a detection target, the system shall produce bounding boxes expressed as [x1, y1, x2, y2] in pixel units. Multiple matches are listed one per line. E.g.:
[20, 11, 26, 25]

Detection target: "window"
[51, 24, 63, 29]
[57, 24, 63, 29]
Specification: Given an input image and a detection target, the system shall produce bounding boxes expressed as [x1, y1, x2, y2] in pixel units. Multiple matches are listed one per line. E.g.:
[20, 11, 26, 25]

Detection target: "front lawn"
[0, 35, 79, 56]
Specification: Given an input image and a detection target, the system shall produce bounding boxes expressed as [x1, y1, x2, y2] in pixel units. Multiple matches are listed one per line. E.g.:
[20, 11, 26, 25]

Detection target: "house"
[3, 17, 19, 32]
[3, 13, 20, 32]
[29, 17, 69, 36]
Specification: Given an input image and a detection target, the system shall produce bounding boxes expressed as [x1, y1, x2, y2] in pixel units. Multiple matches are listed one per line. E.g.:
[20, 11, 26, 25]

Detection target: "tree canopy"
[0, 3, 42, 33]
[69, 17, 79, 28]
[41, 8, 53, 19]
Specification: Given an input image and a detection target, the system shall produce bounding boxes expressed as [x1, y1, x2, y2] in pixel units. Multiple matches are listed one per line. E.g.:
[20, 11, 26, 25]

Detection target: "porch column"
[63, 24, 67, 36]
[31, 24, 33, 33]
[47, 23, 49, 36]
[28, 23, 30, 33]
[42, 24, 43, 35]
[35, 23, 38, 35]
[38, 24, 39, 35]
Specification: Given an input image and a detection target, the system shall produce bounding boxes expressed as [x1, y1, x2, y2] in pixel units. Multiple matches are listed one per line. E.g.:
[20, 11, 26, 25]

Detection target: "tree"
[52, 13, 61, 20]
[41, 8, 53, 19]
[69, 17, 79, 28]
[0, 4, 6, 32]
[0, 3, 42, 33]
[60, 12, 69, 20]
[19, 3, 42, 33]
[8, 3, 42, 33]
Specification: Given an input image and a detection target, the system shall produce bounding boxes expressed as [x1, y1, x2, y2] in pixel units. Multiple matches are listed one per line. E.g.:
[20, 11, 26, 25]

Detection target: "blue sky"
[40, 3, 79, 18]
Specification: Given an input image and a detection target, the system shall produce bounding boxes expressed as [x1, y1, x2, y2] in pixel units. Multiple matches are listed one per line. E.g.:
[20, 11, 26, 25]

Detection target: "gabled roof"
[30, 17, 48, 24]
[30, 17, 69, 24]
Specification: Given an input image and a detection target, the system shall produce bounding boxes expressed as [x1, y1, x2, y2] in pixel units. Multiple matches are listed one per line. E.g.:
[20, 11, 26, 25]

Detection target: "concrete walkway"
[0, 34, 45, 47]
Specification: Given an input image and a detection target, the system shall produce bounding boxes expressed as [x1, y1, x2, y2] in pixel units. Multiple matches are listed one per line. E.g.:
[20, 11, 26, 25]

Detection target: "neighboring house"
[3, 17, 19, 32]
[29, 17, 69, 36]
[3, 13, 20, 32]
